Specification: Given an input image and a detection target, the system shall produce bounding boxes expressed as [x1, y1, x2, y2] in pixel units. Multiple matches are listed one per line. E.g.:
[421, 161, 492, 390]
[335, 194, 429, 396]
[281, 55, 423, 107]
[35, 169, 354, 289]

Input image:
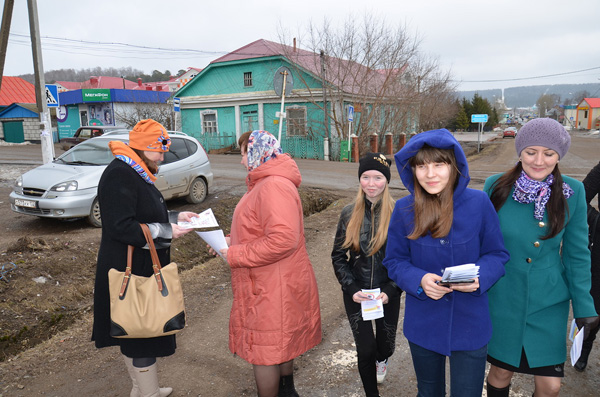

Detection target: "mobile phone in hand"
[437, 279, 474, 287]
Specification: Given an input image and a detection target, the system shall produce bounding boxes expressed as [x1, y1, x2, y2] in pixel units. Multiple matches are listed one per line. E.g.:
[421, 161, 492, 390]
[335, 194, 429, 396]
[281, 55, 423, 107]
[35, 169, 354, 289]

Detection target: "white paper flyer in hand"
[440, 263, 480, 283]
[569, 319, 584, 365]
[361, 288, 384, 321]
[195, 230, 228, 261]
[178, 208, 219, 229]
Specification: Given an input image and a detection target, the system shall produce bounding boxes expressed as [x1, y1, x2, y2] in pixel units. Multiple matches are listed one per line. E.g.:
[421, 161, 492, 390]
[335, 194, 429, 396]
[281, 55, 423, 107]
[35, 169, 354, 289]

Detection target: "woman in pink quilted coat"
[217, 130, 322, 397]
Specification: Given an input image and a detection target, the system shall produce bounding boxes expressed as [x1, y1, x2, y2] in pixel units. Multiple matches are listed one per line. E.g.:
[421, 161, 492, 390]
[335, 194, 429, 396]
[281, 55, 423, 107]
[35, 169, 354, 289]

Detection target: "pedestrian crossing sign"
[45, 84, 59, 108]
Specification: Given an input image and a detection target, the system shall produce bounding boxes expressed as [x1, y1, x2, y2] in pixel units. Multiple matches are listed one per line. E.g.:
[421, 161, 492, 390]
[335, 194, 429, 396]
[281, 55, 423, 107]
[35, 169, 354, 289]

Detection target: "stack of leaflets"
[178, 208, 219, 229]
[440, 263, 479, 284]
[361, 288, 384, 321]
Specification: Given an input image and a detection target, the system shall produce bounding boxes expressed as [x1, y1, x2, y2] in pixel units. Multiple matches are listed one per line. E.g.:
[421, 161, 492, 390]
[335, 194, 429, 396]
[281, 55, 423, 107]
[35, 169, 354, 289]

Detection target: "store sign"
[82, 89, 111, 102]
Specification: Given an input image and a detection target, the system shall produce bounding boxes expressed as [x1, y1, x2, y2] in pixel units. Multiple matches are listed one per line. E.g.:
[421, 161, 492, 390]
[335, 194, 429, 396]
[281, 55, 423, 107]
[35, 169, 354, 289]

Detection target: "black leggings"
[343, 292, 401, 397]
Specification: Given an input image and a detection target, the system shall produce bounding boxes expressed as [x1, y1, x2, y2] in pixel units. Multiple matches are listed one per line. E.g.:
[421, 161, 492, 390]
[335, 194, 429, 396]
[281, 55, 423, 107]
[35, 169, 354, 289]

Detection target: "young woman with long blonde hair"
[332, 153, 402, 397]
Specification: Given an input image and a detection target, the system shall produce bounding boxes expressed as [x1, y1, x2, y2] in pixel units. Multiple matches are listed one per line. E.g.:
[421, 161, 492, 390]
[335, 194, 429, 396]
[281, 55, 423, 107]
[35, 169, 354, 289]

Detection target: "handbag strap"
[118, 224, 165, 298]
[118, 245, 134, 298]
[140, 223, 165, 292]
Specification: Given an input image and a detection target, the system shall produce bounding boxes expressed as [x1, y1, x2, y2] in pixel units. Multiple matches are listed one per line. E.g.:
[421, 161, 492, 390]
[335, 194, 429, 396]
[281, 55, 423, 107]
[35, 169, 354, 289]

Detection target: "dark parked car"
[59, 125, 123, 151]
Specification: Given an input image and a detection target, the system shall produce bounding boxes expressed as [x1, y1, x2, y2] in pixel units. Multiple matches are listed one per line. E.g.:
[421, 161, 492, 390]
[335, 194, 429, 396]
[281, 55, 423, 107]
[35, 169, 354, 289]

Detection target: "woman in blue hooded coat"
[383, 129, 509, 396]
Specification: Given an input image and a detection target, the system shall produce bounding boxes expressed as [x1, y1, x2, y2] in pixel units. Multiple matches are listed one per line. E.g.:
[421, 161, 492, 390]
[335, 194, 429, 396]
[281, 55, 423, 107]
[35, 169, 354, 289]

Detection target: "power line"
[458, 66, 600, 83]
[9, 32, 600, 86]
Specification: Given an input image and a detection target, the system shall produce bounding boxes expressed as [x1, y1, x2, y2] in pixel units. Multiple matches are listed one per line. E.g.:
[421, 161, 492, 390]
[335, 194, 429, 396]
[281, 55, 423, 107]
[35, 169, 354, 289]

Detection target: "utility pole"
[0, 0, 15, 92]
[28, 0, 54, 163]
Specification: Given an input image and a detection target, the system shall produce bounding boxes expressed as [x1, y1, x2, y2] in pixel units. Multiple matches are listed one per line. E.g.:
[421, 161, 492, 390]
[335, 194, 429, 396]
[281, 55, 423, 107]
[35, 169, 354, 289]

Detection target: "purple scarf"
[512, 171, 574, 220]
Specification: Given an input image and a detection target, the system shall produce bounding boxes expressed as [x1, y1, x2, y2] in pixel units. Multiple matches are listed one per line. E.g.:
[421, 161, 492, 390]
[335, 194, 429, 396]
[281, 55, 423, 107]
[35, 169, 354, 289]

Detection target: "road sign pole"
[347, 105, 354, 162]
[277, 71, 288, 142]
[348, 121, 353, 162]
[478, 122, 483, 153]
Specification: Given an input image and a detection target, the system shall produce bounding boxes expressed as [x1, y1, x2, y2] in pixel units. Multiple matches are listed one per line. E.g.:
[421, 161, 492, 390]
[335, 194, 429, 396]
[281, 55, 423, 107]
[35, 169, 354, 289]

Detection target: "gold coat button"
[534, 241, 540, 247]
[526, 258, 532, 263]
[539, 222, 545, 227]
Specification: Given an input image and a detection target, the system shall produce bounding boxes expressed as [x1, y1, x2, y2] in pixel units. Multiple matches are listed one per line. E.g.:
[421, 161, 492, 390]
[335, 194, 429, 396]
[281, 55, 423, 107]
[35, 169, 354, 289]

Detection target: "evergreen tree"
[455, 104, 470, 131]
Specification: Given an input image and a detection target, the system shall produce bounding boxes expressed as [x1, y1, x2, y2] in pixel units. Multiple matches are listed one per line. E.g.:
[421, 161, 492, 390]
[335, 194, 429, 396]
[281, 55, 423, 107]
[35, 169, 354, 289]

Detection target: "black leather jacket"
[331, 200, 401, 298]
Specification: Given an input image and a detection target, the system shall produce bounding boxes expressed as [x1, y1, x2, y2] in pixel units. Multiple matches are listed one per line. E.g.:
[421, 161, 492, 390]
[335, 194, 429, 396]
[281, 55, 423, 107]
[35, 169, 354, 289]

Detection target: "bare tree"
[278, 15, 422, 152]
[114, 103, 174, 130]
[401, 54, 458, 131]
[536, 94, 559, 117]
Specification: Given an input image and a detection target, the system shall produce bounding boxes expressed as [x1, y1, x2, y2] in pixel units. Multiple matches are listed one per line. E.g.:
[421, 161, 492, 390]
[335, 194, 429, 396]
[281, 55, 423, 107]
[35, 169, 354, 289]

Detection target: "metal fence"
[192, 132, 413, 161]
[194, 131, 237, 152]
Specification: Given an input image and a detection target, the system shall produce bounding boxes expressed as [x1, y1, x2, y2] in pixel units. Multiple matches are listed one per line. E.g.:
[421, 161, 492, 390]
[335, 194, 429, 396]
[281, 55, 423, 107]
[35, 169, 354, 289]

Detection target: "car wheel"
[186, 177, 208, 204]
[87, 197, 102, 227]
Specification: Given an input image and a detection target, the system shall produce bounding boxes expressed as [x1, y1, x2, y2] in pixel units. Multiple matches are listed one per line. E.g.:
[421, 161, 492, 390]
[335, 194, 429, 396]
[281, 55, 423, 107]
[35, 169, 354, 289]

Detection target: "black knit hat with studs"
[358, 152, 392, 183]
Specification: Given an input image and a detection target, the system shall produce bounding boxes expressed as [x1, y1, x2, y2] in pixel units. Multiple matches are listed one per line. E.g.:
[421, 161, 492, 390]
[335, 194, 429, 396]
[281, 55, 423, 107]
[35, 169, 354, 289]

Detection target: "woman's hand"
[352, 291, 375, 303]
[353, 291, 388, 304]
[376, 292, 389, 304]
[171, 223, 193, 239]
[420, 273, 453, 300]
[219, 247, 228, 261]
[450, 277, 480, 293]
[177, 211, 198, 223]
[208, 236, 231, 258]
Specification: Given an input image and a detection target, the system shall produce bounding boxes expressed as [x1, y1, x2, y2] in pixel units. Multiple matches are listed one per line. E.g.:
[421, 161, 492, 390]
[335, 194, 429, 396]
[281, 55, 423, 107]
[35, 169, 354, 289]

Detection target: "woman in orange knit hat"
[92, 119, 198, 397]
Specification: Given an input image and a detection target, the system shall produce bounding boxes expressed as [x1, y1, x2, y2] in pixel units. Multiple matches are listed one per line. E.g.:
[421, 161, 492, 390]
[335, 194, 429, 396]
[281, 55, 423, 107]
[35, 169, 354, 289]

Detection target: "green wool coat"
[483, 174, 597, 368]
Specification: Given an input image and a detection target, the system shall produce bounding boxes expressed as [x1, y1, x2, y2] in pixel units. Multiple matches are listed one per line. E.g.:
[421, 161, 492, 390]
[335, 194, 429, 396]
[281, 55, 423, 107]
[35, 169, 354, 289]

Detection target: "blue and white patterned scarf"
[115, 154, 155, 184]
[512, 171, 574, 220]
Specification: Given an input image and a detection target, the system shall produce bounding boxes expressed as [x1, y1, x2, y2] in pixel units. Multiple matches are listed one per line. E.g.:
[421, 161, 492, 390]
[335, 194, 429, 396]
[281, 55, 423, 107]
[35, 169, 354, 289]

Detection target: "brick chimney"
[138, 78, 142, 87]
[156, 85, 162, 91]
[293, 38, 296, 52]
[146, 85, 152, 91]
[90, 76, 98, 87]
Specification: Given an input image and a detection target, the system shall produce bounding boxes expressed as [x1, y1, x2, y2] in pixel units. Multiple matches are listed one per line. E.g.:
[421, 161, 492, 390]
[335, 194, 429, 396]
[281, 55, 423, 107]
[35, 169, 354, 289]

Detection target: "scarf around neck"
[109, 141, 157, 184]
[512, 170, 573, 220]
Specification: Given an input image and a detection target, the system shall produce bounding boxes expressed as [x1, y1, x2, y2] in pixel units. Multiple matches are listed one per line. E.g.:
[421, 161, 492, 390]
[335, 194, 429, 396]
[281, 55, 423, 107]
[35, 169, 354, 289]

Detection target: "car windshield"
[55, 138, 124, 166]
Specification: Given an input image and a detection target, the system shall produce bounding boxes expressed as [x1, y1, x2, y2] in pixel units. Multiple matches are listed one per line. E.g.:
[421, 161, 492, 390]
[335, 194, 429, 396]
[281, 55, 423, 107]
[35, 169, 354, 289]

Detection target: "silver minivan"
[9, 131, 213, 227]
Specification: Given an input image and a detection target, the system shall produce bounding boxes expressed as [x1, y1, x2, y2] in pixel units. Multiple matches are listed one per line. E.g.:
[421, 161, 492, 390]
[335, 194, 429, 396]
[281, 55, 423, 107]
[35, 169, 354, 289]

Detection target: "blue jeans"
[408, 341, 487, 397]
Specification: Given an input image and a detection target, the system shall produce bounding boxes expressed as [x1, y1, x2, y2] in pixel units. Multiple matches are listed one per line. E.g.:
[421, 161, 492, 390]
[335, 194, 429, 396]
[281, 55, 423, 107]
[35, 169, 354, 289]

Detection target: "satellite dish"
[273, 66, 293, 97]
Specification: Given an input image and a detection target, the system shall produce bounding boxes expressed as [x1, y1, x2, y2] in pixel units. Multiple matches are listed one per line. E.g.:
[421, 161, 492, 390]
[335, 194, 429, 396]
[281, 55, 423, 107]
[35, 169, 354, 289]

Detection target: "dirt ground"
[0, 134, 599, 396]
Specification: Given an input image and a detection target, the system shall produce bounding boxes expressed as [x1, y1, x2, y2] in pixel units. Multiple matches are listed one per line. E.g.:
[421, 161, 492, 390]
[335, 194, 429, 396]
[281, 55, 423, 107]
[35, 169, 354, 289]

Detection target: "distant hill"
[458, 83, 600, 108]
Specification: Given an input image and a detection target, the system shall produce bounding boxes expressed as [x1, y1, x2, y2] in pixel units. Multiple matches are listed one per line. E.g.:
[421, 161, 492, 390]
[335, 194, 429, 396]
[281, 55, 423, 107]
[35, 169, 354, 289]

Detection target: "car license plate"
[15, 199, 37, 208]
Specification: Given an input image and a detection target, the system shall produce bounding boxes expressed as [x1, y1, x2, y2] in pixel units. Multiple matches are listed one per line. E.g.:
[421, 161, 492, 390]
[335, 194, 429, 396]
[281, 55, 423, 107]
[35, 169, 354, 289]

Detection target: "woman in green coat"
[483, 118, 599, 397]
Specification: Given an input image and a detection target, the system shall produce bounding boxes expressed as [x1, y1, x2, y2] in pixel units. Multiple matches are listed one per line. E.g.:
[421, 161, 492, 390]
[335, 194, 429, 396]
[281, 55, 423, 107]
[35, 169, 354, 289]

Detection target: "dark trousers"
[343, 292, 401, 397]
[409, 342, 487, 397]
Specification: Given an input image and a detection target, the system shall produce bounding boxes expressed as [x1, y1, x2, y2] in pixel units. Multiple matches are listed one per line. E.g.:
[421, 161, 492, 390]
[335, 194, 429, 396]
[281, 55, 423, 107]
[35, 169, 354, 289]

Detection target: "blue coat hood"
[394, 129, 470, 195]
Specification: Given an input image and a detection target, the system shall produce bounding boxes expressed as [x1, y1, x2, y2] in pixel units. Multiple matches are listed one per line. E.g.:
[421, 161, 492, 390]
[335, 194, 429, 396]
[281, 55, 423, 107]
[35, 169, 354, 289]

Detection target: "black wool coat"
[92, 159, 176, 358]
[583, 160, 600, 310]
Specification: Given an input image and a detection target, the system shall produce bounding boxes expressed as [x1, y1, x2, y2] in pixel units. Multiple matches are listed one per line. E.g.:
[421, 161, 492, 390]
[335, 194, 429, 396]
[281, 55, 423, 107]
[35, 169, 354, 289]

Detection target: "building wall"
[0, 117, 43, 142]
[178, 57, 322, 97]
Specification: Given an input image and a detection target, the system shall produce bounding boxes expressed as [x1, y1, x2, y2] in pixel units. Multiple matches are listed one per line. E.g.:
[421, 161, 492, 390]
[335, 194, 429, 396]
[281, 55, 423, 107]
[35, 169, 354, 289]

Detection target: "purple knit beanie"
[515, 118, 571, 159]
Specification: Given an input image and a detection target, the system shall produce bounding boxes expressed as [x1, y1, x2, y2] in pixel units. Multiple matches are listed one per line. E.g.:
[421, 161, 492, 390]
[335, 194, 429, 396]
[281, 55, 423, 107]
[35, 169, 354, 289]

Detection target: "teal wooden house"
[175, 39, 417, 160]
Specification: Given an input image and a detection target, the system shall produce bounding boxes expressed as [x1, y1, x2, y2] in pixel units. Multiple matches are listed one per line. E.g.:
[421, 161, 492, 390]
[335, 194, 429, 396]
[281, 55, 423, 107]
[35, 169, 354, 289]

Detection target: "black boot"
[574, 345, 593, 372]
[278, 374, 299, 397]
[486, 380, 510, 397]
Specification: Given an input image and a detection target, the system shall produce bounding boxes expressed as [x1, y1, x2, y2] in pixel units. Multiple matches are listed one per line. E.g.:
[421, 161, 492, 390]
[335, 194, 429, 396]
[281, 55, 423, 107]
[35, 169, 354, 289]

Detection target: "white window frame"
[286, 106, 307, 136]
[201, 110, 218, 134]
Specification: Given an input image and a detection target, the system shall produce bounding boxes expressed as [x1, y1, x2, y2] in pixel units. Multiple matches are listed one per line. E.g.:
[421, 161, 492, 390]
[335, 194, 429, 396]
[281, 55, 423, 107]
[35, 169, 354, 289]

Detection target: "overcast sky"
[4, 0, 600, 92]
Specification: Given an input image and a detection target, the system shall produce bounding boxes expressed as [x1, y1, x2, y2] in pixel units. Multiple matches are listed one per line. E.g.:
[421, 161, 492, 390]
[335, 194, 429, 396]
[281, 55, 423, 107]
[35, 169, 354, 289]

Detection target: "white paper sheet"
[569, 319, 584, 366]
[361, 288, 384, 320]
[178, 208, 219, 229]
[195, 230, 228, 260]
